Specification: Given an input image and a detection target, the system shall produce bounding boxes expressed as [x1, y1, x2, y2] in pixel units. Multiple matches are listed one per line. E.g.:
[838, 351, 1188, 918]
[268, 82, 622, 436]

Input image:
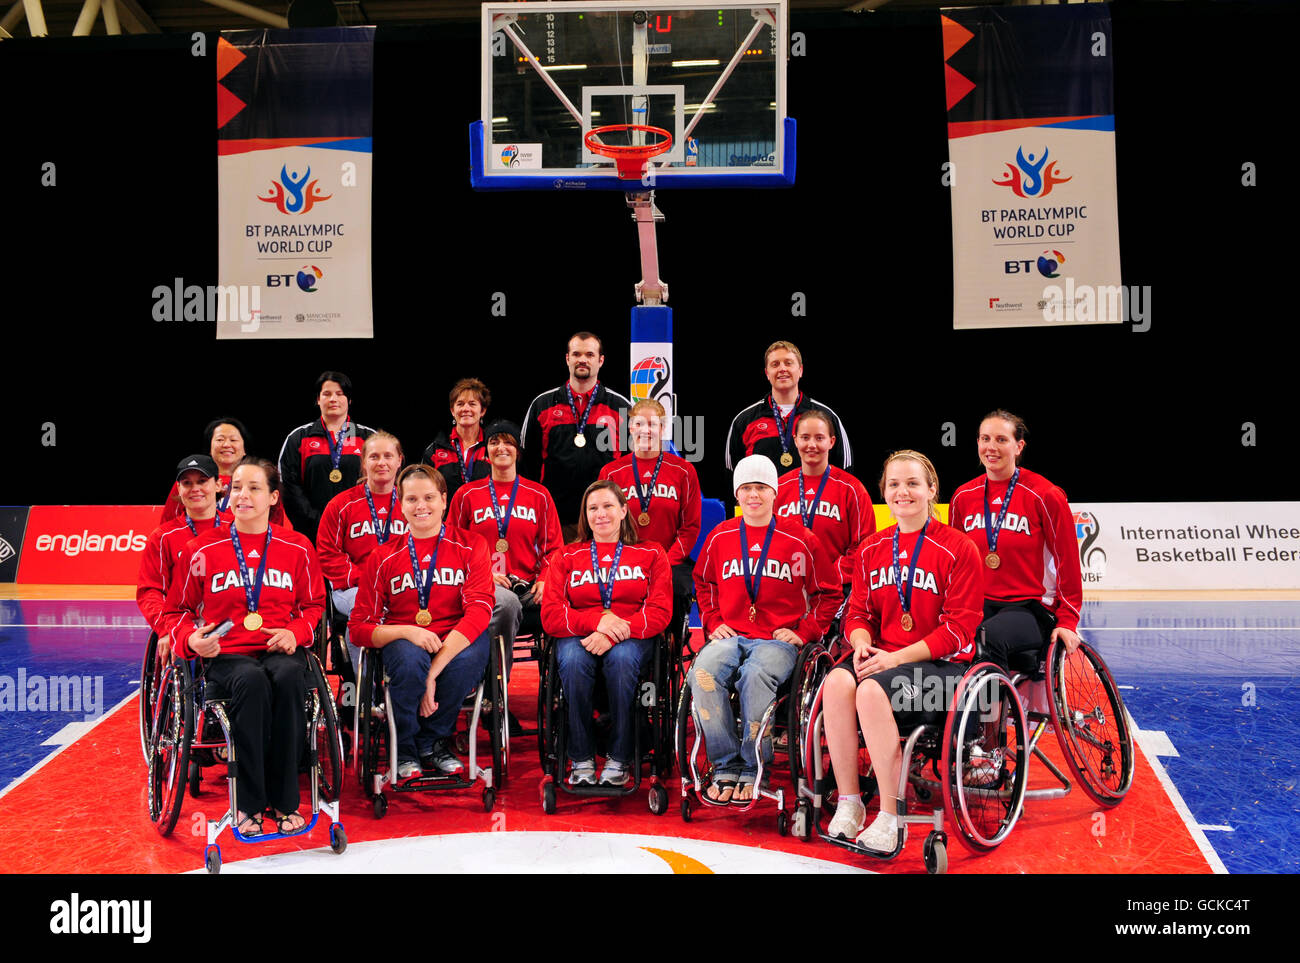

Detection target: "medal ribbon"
[590, 539, 625, 611]
[364, 485, 396, 544]
[982, 467, 1021, 554]
[323, 417, 347, 473]
[565, 383, 597, 443]
[798, 470, 832, 530]
[632, 453, 664, 519]
[740, 519, 778, 615]
[487, 475, 521, 543]
[767, 392, 802, 461]
[185, 515, 221, 537]
[217, 476, 231, 513]
[230, 527, 272, 619]
[406, 525, 444, 614]
[452, 435, 479, 485]
[891, 519, 929, 621]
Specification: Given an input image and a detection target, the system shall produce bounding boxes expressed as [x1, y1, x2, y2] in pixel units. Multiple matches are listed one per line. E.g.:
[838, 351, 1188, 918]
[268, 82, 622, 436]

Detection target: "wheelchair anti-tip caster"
[330, 823, 348, 854]
[373, 793, 388, 819]
[648, 784, 668, 815]
[205, 845, 221, 875]
[924, 831, 948, 875]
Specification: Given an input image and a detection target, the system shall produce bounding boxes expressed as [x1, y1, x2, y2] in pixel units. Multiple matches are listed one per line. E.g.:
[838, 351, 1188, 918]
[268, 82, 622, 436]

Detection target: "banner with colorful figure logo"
[216, 28, 374, 340]
[630, 306, 675, 442]
[942, 5, 1121, 329]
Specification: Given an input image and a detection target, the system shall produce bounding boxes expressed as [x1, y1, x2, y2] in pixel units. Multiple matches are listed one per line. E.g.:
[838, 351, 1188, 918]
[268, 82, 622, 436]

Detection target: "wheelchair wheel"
[356, 653, 385, 798]
[674, 683, 707, 806]
[537, 638, 562, 778]
[307, 653, 343, 804]
[139, 632, 161, 766]
[785, 643, 831, 786]
[148, 658, 192, 837]
[1047, 639, 1134, 807]
[941, 664, 1028, 854]
[489, 634, 509, 788]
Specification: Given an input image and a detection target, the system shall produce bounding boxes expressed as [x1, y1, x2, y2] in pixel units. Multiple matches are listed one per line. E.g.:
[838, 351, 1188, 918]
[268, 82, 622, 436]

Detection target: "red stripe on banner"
[947, 115, 1102, 139]
[218, 137, 363, 156]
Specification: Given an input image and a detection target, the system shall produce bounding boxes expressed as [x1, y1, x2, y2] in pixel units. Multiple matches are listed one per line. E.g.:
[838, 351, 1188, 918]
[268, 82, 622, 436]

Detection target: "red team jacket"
[520, 383, 630, 524]
[843, 519, 983, 662]
[137, 515, 225, 635]
[422, 430, 492, 505]
[315, 485, 408, 590]
[541, 541, 672, 641]
[446, 476, 562, 580]
[164, 524, 325, 659]
[948, 468, 1083, 633]
[693, 517, 841, 645]
[598, 452, 702, 566]
[774, 465, 876, 584]
[348, 528, 495, 647]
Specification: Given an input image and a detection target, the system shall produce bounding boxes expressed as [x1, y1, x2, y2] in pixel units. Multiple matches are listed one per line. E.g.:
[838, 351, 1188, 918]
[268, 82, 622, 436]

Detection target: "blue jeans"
[688, 636, 799, 781]
[381, 630, 490, 763]
[555, 635, 653, 765]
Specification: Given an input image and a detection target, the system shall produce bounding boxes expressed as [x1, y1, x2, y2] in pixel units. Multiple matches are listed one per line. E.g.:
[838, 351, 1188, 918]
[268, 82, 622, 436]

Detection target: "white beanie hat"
[733, 454, 779, 495]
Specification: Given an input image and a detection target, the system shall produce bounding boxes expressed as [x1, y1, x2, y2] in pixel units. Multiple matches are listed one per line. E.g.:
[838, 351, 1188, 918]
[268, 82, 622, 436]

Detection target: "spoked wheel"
[1047, 639, 1134, 807]
[148, 659, 193, 837]
[357, 655, 385, 798]
[308, 654, 344, 804]
[139, 633, 162, 766]
[490, 636, 509, 788]
[941, 664, 1028, 854]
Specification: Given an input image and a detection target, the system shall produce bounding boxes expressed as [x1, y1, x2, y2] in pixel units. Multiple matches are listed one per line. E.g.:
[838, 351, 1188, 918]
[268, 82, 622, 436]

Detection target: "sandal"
[236, 812, 263, 837]
[733, 782, 756, 806]
[273, 810, 306, 834]
[704, 779, 736, 804]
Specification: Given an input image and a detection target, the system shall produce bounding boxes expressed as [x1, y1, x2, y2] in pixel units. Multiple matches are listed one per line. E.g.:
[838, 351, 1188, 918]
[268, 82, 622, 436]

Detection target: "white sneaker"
[826, 796, 866, 839]
[856, 811, 904, 853]
[568, 759, 596, 786]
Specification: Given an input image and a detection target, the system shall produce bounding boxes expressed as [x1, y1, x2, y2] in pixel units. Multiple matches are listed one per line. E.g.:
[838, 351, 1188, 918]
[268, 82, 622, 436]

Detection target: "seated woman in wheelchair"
[690, 455, 841, 805]
[597, 398, 702, 646]
[164, 457, 325, 837]
[348, 464, 495, 781]
[541, 480, 672, 787]
[822, 450, 983, 851]
[316, 430, 406, 670]
[948, 410, 1084, 666]
[446, 419, 562, 677]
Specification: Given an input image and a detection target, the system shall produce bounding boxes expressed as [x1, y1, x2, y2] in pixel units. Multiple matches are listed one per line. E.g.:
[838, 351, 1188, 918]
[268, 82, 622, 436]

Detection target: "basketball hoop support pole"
[628, 190, 667, 305]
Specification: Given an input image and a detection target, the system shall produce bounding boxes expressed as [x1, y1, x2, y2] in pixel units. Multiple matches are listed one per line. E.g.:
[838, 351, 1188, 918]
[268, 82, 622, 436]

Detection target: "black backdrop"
[1, 1, 1294, 511]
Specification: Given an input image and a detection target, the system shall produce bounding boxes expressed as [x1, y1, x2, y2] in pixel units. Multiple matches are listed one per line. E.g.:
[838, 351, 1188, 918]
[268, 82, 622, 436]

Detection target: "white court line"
[0, 689, 137, 803]
[1198, 825, 1235, 832]
[1127, 705, 1228, 874]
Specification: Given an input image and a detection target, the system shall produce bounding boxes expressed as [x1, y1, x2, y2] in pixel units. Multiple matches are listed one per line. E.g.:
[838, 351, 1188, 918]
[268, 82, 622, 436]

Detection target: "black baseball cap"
[484, 420, 523, 449]
[175, 454, 220, 481]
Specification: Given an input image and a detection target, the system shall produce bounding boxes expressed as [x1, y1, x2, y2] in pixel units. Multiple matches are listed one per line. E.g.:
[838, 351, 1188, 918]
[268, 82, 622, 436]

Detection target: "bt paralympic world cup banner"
[216, 28, 374, 340]
[942, 5, 1122, 330]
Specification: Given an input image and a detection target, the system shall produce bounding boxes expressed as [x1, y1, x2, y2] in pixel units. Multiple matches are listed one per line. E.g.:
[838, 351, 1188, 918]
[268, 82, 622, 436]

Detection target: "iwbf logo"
[630, 355, 671, 404]
[1075, 510, 1106, 579]
[258, 163, 332, 215]
[50, 894, 151, 943]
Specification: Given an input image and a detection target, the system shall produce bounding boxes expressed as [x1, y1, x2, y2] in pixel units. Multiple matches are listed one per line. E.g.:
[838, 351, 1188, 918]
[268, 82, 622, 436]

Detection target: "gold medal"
[985, 552, 1001, 570]
[603, 608, 613, 617]
[779, 452, 794, 467]
[749, 604, 757, 622]
[415, 609, 433, 626]
[901, 612, 914, 632]
[329, 468, 343, 483]
[573, 434, 587, 448]
[496, 537, 509, 552]
[243, 612, 263, 631]
[637, 512, 651, 526]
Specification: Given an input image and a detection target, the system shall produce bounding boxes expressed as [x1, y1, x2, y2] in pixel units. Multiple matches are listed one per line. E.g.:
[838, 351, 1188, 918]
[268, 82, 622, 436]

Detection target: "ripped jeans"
[687, 636, 799, 783]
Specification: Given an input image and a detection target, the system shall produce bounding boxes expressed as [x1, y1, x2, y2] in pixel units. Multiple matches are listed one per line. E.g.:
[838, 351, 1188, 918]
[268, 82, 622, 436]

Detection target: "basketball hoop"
[584, 124, 674, 180]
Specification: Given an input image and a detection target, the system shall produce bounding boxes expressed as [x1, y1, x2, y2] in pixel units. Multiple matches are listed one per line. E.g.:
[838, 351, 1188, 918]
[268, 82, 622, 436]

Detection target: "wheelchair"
[535, 632, 674, 815]
[146, 646, 347, 874]
[676, 636, 834, 834]
[139, 631, 165, 766]
[1004, 636, 1134, 809]
[798, 656, 1029, 874]
[353, 632, 508, 817]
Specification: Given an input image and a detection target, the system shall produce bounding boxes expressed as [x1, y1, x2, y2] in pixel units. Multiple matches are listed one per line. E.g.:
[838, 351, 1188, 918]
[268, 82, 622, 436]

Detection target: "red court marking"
[0, 658, 1214, 875]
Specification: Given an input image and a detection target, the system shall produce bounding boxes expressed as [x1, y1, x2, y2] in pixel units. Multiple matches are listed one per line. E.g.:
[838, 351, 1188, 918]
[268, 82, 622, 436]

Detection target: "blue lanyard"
[891, 519, 929, 617]
[632, 453, 664, 516]
[982, 468, 1021, 553]
[230, 527, 272, 616]
[324, 418, 347, 471]
[767, 392, 802, 457]
[566, 383, 597, 441]
[590, 539, 624, 611]
[452, 436, 480, 485]
[798, 470, 832, 530]
[406, 526, 444, 612]
[740, 519, 777, 611]
[184, 515, 221, 537]
[363, 485, 396, 544]
[487, 475, 521, 541]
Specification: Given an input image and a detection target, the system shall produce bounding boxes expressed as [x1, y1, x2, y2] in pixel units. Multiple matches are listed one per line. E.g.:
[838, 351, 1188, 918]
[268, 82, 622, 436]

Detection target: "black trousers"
[978, 599, 1057, 671]
[204, 649, 308, 817]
